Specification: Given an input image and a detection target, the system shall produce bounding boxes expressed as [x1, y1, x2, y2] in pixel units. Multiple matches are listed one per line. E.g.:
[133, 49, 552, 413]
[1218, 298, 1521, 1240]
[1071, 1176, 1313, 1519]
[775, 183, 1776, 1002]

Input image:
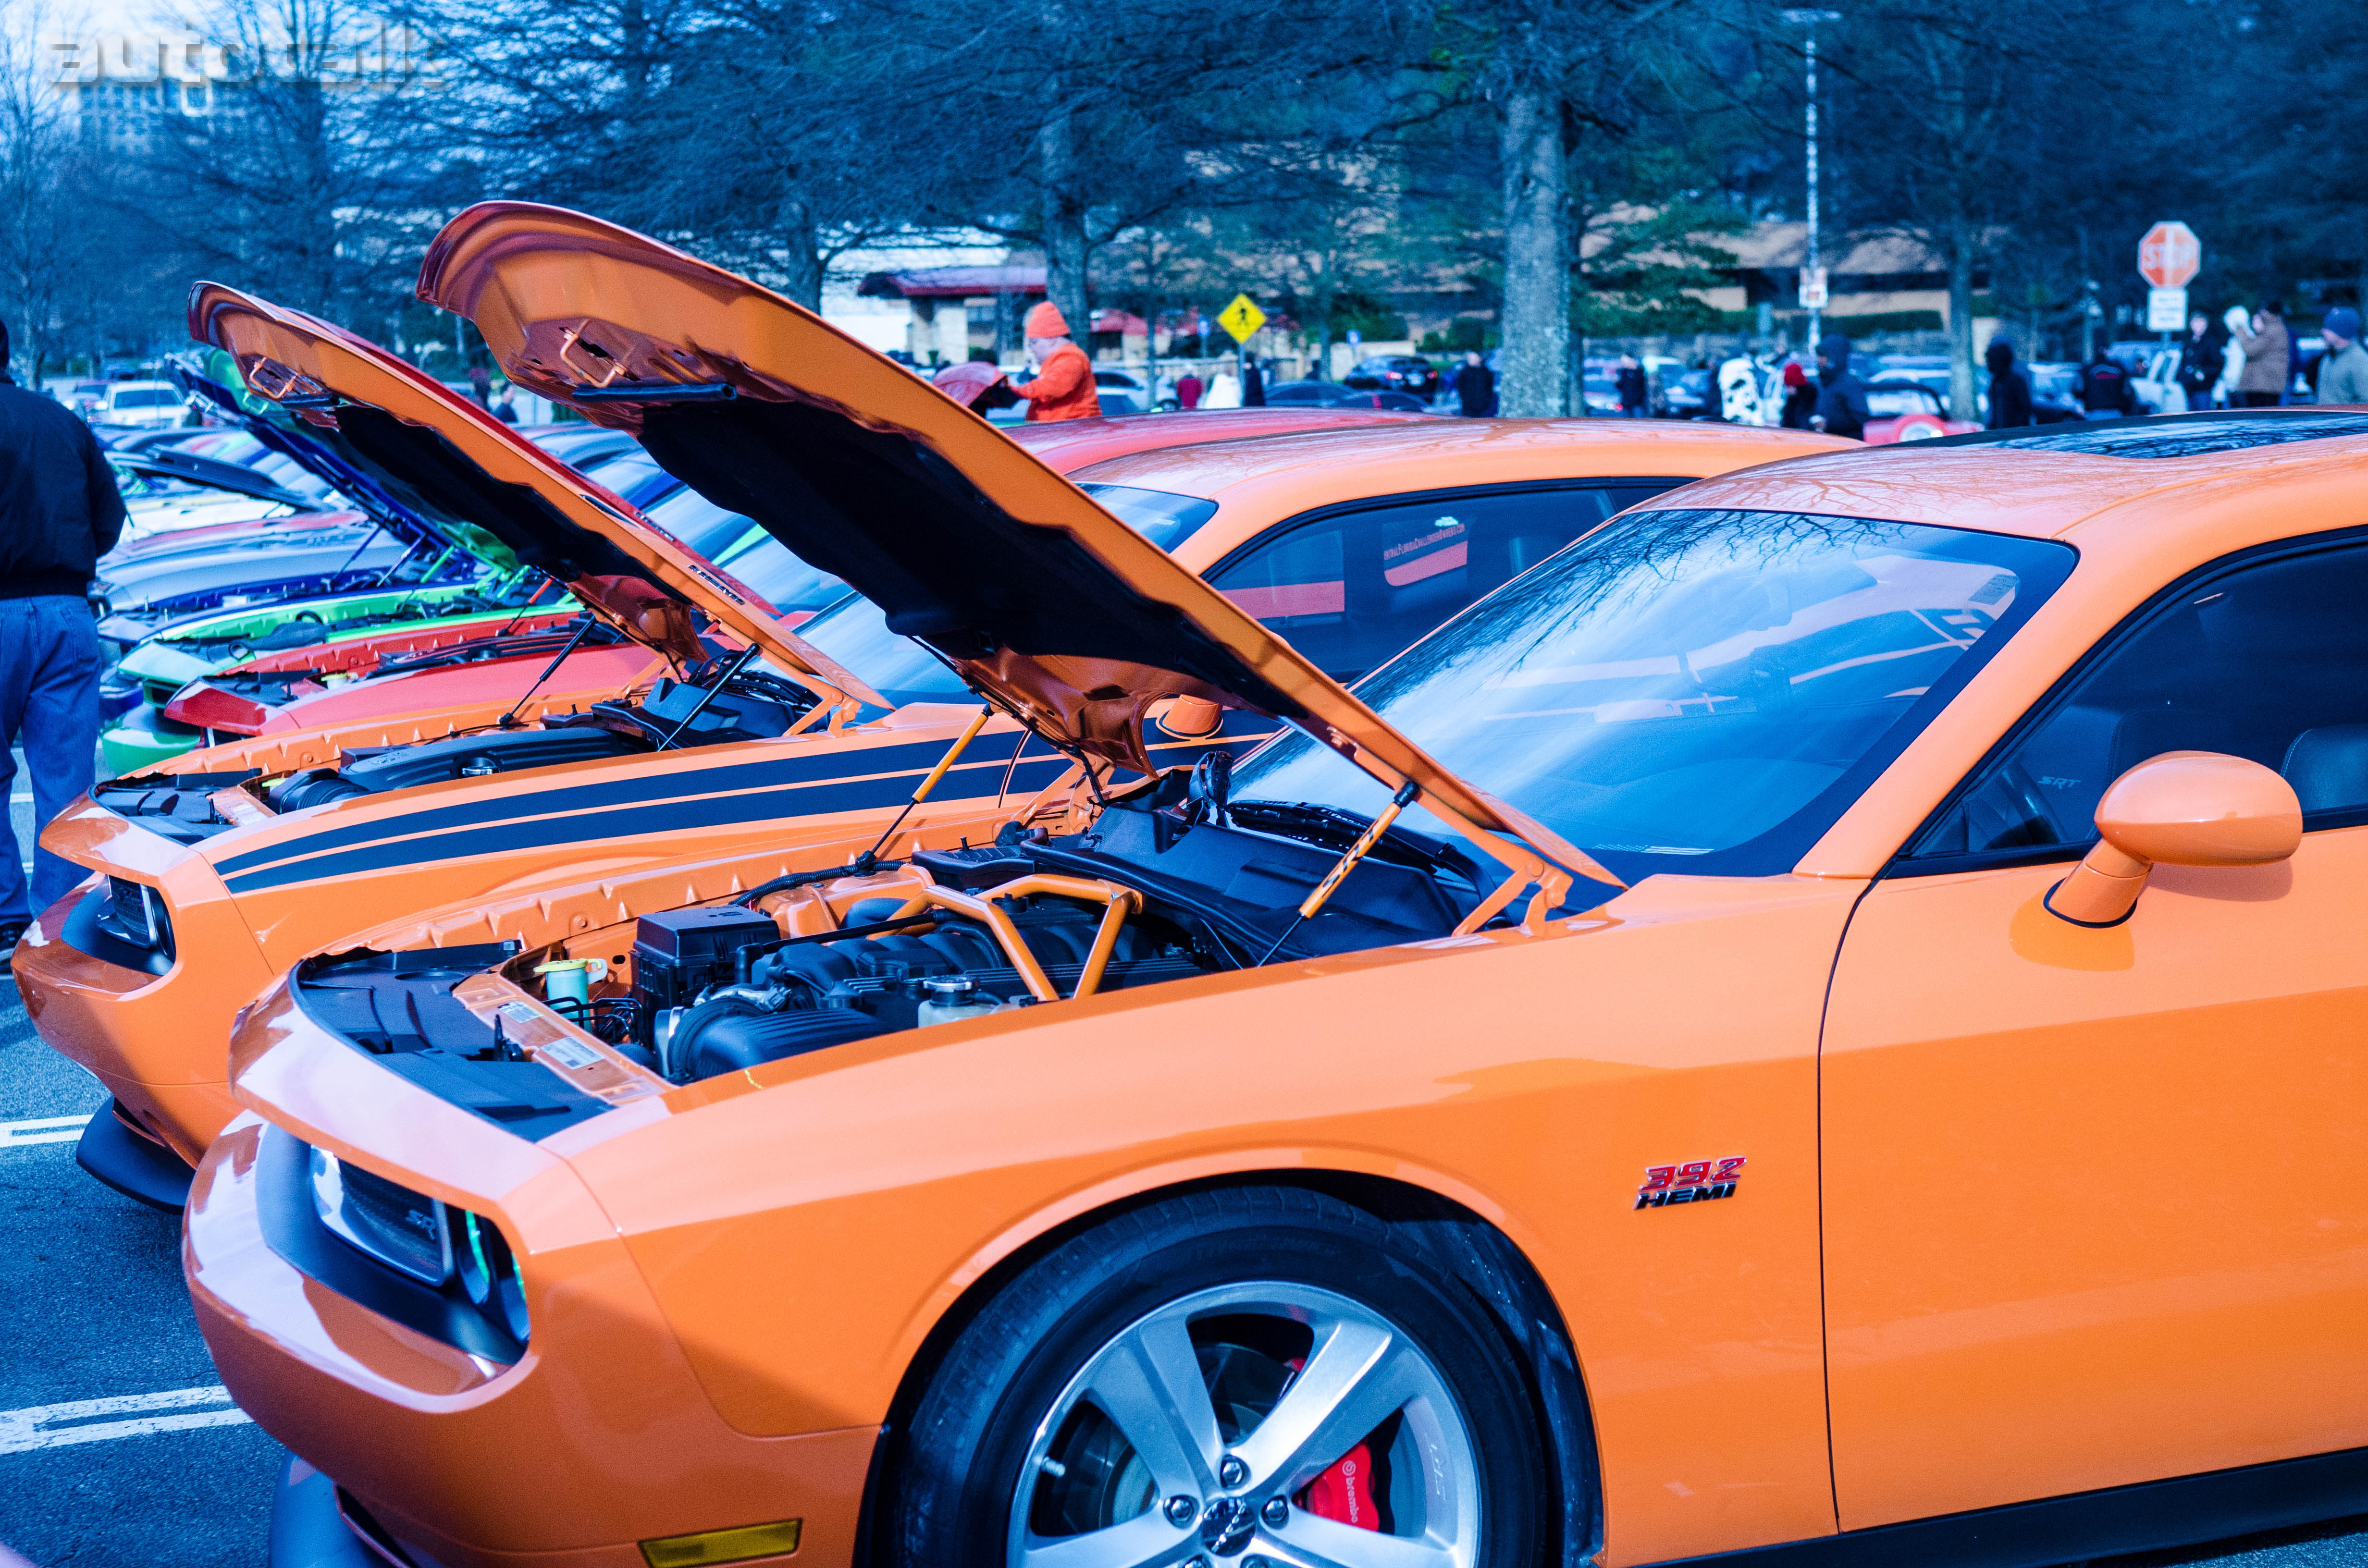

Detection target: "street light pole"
[1784, 9, 1842, 351]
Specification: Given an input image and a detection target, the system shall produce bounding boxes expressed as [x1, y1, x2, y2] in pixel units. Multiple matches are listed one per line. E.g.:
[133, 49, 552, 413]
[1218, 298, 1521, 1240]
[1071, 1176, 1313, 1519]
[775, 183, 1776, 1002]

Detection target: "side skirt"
[1652, 1446, 2368, 1568]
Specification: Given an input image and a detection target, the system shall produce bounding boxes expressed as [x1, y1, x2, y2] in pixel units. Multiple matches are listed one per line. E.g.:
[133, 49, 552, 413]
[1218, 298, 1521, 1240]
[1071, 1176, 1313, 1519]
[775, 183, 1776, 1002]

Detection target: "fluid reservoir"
[535, 956, 607, 1011]
[916, 976, 1006, 1027]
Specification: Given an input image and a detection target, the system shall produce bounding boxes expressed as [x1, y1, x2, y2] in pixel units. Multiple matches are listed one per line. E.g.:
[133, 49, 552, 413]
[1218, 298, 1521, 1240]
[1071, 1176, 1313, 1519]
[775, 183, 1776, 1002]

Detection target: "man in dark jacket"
[1241, 357, 1266, 407]
[1454, 351, 1495, 416]
[2176, 313, 2224, 411]
[1985, 337, 2034, 428]
[1615, 356, 1649, 416]
[0, 322, 126, 964]
[1810, 331, 1872, 438]
[2079, 352, 2137, 417]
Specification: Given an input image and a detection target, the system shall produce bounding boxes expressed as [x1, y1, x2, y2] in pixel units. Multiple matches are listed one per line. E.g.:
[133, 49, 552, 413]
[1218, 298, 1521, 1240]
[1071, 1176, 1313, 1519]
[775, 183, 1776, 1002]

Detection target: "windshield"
[1228, 509, 2075, 882]
[646, 487, 760, 558]
[796, 592, 969, 709]
[712, 535, 849, 618]
[1077, 483, 1220, 550]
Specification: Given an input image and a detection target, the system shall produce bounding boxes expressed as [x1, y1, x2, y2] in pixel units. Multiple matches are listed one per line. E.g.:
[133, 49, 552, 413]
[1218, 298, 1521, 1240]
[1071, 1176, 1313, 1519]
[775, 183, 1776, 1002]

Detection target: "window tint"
[1078, 484, 1219, 550]
[1208, 485, 1672, 683]
[1911, 539, 2368, 862]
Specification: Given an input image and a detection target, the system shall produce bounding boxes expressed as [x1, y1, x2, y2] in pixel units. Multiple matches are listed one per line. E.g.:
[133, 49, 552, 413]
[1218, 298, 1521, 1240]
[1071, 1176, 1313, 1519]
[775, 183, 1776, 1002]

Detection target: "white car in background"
[86, 380, 191, 430]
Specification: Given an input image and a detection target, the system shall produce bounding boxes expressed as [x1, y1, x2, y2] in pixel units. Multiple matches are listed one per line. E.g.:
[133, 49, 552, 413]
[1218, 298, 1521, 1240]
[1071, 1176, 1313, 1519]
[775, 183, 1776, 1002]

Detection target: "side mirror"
[2046, 751, 2301, 927]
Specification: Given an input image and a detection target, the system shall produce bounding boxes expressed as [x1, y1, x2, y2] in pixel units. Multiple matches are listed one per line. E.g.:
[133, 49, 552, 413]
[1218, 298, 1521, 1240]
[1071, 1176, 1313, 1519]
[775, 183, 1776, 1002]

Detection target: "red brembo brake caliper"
[1297, 1441, 1380, 1528]
[1283, 1356, 1381, 1529]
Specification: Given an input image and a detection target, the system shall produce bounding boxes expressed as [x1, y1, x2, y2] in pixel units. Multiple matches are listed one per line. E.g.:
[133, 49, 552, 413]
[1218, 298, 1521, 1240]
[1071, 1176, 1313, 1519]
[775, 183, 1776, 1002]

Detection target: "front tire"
[881, 1185, 1551, 1567]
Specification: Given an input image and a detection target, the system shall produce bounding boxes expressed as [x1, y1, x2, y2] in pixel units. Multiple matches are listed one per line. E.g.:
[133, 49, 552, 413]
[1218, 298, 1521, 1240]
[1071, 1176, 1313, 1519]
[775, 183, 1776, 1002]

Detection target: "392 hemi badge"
[1636, 1158, 1745, 1210]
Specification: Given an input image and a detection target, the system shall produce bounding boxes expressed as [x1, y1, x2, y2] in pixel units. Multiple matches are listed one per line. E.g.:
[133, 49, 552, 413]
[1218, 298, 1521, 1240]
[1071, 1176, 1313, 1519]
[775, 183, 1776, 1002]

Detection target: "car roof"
[1071, 416, 1856, 562]
[1643, 412, 2368, 548]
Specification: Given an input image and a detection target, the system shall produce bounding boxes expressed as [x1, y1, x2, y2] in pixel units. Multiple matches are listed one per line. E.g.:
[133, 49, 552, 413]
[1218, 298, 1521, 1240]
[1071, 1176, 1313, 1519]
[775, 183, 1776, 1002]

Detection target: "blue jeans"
[0, 596, 100, 924]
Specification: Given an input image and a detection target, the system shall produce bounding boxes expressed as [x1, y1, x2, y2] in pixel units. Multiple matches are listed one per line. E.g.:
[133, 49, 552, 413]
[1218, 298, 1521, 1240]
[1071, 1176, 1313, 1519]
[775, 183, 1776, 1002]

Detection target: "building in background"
[45, 24, 430, 148]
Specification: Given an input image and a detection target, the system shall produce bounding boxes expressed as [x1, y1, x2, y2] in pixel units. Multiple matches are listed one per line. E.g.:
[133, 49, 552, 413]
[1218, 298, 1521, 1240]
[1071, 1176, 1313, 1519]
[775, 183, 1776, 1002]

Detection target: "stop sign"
[2139, 221, 2201, 289]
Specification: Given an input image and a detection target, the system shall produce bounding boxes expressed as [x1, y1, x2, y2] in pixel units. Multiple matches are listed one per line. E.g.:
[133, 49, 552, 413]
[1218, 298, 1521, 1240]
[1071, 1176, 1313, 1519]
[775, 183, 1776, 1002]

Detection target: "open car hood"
[112, 443, 317, 510]
[419, 202, 1604, 880]
[171, 355, 456, 556]
[187, 283, 878, 704]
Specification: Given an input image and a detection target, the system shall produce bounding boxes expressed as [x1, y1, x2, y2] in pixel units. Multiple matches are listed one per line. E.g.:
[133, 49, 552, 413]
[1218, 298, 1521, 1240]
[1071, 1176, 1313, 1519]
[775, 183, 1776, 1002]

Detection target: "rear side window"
[1909, 536, 2368, 864]
[1078, 484, 1219, 551]
[1208, 483, 1672, 683]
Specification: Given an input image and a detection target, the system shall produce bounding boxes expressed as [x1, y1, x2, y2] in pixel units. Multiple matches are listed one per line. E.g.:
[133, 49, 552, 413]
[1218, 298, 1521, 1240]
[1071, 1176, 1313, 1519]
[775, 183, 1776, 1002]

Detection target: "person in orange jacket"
[1009, 302, 1101, 422]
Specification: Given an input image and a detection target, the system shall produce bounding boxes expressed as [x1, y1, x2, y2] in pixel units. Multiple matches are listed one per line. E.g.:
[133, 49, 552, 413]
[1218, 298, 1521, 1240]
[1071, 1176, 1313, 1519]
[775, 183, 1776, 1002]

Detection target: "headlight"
[96, 877, 174, 962]
[309, 1149, 530, 1344]
[454, 1208, 531, 1343]
[310, 1146, 448, 1284]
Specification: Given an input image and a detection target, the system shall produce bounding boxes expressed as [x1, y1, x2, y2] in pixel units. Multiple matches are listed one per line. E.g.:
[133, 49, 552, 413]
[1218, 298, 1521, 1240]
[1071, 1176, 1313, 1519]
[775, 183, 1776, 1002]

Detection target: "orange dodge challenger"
[190, 218, 2368, 1568]
[16, 273, 1836, 1211]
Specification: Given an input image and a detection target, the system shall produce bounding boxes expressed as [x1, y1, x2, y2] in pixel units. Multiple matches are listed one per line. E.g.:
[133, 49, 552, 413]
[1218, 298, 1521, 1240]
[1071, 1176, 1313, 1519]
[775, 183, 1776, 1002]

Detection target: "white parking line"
[0, 1115, 95, 1150]
[0, 1386, 253, 1454]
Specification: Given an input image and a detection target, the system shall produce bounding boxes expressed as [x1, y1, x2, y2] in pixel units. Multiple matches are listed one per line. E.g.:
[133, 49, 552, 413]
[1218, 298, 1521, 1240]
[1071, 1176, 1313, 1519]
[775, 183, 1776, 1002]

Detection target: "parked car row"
[21, 201, 2368, 1568]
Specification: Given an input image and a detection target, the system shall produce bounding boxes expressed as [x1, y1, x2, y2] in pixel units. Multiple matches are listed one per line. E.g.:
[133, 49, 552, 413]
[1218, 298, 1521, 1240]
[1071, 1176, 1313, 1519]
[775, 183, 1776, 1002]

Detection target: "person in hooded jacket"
[1778, 363, 1818, 428]
[1007, 303, 1101, 422]
[1810, 332, 1871, 438]
[1985, 338, 2034, 428]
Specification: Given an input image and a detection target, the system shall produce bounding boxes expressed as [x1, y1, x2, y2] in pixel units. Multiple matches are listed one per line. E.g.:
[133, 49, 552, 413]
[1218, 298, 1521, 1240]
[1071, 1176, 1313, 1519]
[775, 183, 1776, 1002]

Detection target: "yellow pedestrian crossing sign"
[1218, 294, 1267, 343]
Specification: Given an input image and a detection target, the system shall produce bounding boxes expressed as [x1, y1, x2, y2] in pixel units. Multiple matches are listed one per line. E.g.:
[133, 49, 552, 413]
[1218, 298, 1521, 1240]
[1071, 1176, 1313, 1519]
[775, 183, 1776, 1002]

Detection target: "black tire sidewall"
[886, 1188, 1548, 1568]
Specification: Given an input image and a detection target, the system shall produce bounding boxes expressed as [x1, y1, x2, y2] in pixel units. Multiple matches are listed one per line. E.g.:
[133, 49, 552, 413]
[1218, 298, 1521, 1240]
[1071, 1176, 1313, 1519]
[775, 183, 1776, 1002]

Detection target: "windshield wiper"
[1226, 798, 1483, 887]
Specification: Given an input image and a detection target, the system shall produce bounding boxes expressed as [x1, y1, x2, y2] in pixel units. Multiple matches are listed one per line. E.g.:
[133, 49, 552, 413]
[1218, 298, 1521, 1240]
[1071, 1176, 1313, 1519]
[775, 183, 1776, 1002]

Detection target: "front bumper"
[16, 807, 274, 1167]
[271, 1456, 382, 1568]
[189, 1105, 874, 1568]
[77, 1100, 197, 1210]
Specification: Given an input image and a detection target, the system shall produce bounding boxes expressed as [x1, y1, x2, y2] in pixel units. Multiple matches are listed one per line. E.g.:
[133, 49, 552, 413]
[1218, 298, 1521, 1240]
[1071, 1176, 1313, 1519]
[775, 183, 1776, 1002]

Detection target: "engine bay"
[267, 656, 821, 808]
[284, 762, 1519, 1134]
[93, 651, 824, 831]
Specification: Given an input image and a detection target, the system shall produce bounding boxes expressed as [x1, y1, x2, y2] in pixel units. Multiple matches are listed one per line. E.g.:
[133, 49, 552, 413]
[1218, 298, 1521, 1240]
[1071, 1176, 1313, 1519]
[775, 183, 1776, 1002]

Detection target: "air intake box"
[632, 906, 779, 1013]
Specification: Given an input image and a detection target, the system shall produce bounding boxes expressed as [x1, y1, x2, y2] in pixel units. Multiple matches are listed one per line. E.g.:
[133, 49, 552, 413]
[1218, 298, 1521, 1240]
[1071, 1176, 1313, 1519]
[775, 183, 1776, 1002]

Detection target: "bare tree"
[0, 12, 110, 380]
[129, 0, 444, 338]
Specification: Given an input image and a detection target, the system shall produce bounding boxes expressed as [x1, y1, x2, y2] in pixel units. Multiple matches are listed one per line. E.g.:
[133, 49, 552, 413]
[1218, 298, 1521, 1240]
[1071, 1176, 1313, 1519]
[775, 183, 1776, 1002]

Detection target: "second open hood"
[417, 202, 1602, 877]
[186, 284, 878, 705]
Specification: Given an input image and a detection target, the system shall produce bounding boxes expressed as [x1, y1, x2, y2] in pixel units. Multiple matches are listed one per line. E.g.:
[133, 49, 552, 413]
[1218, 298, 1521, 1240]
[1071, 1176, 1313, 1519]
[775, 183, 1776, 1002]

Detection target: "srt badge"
[1636, 1157, 1745, 1210]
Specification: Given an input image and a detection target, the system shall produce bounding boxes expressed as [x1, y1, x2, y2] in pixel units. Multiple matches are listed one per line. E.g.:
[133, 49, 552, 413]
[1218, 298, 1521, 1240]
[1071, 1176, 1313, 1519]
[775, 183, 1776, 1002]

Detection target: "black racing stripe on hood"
[635, 399, 1309, 720]
[219, 763, 1010, 894]
[210, 732, 1026, 879]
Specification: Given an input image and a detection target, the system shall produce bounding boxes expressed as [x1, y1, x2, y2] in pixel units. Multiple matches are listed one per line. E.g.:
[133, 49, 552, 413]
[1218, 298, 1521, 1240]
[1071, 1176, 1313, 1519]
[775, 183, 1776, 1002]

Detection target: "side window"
[1208, 485, 1668, 683]
[1911, 541, 2368, 861]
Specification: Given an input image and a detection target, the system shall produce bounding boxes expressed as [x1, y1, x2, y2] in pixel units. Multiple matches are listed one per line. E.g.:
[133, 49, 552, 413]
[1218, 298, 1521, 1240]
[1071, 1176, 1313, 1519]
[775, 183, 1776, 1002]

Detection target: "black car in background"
[1344, 354, 1441, 401]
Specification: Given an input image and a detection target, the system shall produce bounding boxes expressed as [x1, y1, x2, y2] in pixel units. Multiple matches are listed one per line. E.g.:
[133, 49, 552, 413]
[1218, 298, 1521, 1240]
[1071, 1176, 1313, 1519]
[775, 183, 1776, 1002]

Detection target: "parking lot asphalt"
[0, 982, 2366, 1567]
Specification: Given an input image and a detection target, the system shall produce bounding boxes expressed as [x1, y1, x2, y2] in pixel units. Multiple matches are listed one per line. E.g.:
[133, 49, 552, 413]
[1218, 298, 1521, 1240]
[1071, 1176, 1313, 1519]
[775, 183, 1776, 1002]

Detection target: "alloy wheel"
[1007, 1280, 1480, 1568]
